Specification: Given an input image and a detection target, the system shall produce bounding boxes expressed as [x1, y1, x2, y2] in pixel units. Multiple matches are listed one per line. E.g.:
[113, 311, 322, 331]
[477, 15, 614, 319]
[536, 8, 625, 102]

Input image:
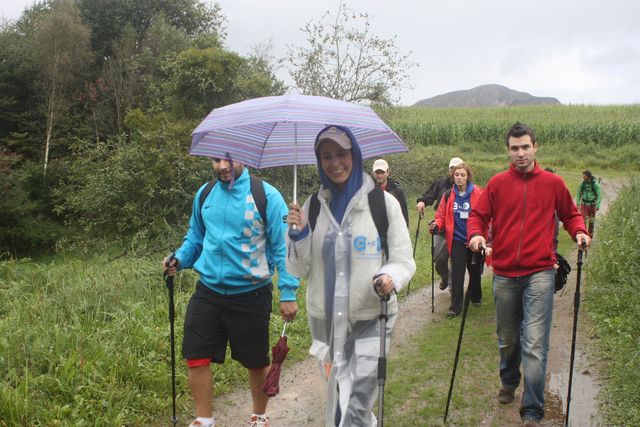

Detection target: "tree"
[0, 15, 45, 161]
[101, 25, 139, 135]
[77, 0, 225, 60]
[170, 46, 245, 118]
[285, 1, 415, 105]
[33, 0, 92, 173]
[235, 40, 286, 100]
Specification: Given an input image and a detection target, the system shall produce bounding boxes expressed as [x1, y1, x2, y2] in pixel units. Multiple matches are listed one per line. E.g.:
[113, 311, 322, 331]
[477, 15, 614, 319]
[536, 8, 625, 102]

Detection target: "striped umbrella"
[190, 94, 408, 202]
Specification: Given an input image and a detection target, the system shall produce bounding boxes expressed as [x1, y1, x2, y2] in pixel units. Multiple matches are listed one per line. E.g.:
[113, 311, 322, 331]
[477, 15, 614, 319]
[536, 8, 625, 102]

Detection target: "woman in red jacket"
[430, 163, 483, 317]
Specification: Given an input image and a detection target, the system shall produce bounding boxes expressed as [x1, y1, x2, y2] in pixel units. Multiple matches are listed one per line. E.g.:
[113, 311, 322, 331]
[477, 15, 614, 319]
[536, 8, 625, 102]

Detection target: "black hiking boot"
[498, 388, 515, 404]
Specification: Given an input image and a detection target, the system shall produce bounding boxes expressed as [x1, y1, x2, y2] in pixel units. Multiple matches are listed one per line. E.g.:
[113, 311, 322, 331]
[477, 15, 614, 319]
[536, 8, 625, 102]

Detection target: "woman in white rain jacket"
[286, 125, 416, 427]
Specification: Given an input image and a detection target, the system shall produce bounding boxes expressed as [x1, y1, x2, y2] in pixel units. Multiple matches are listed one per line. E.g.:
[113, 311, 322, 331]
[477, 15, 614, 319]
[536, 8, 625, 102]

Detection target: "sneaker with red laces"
[249, 414, 270, 427]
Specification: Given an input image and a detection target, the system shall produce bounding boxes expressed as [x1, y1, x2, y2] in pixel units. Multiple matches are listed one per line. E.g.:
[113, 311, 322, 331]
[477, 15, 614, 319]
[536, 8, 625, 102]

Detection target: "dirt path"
[208, 285, 448, 426]
[206, 178, 624, 427]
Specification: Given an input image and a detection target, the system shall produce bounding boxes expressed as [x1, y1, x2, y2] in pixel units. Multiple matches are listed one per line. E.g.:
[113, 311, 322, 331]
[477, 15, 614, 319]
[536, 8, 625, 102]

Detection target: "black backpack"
[554, 253, 572, 293]
[198, 175, 267, 226]
[307, 187, 389, 260]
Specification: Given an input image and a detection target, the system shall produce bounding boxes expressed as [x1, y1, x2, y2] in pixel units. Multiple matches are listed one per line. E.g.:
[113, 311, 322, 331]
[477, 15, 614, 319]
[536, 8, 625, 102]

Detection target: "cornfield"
[376, 104, 640, 147]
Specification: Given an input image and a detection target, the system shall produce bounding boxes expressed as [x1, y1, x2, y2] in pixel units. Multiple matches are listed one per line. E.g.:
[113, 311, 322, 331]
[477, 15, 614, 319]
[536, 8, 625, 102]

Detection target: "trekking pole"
[407, 214, 423, 294]
[564, 240, 586, 427]
[444, 245, 484, 424]
[431, 231, 435, 313]
[163, 253, 179, 427]
[374, 279, 391, 427]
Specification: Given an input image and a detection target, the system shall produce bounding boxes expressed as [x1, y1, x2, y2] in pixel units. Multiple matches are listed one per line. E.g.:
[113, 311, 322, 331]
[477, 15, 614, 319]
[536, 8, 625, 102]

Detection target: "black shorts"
[182, 282, 273, 369]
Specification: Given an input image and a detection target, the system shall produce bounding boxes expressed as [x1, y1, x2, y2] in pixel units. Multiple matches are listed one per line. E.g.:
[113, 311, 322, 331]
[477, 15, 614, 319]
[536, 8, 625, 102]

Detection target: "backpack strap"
[197, 174, 268, 227]
[249, 175, 267, 225]
[308, 188, 389, 260]
[443, 189, 452, 204]
[198, 181, 217, 214]
[368, 187, 389, 261]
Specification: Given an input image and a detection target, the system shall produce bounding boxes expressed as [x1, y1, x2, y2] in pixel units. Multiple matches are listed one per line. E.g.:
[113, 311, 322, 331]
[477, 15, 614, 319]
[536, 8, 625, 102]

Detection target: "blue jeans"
[493, 270, 554, 421]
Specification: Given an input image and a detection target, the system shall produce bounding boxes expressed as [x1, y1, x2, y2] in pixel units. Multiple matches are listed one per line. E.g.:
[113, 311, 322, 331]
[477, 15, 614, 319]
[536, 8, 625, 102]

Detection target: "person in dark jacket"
[416, 157, 464, 290]
[372, 158, 409, 226]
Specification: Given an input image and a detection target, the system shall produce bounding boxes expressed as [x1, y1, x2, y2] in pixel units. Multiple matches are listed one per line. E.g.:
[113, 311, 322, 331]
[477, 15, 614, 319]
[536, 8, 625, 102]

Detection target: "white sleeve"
[376, 192, 417, 290]
[285, 197, 313, 279]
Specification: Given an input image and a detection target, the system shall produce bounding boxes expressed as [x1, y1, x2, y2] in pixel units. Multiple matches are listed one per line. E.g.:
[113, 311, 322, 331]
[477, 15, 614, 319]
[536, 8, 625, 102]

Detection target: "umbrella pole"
[293, 162, 298, 205]
[294, 122, 298, 205]
[289, 124, 301, 235]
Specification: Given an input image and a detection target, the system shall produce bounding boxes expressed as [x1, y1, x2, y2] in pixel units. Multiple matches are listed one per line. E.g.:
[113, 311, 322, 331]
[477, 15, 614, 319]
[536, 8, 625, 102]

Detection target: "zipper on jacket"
[219, 187, 229, 295]
[515, 174, 528, 273]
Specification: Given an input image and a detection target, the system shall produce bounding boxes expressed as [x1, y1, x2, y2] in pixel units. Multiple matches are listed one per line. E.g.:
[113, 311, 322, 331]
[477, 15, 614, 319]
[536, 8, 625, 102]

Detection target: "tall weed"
[586, 178, 640, 426]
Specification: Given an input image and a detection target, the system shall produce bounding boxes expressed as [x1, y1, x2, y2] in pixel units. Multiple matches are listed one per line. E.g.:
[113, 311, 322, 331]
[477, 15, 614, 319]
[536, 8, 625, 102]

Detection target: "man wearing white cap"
[372, 158, 409, 226]
[416, 157, 464, 290]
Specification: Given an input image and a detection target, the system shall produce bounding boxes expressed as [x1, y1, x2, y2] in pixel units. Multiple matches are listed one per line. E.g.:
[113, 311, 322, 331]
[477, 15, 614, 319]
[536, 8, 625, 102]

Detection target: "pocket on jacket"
[354, 336, 379, 377]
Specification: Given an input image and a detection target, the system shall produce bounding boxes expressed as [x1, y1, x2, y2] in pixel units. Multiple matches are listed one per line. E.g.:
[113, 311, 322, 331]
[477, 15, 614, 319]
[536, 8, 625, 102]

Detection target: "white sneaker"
[189, 419, 214, 427]
[249, 414, 270, 427]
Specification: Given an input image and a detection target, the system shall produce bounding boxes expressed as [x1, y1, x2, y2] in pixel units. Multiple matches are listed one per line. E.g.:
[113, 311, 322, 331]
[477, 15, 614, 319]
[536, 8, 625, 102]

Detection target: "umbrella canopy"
[190, 94, 408, 169]
[262, 323, 290, 397]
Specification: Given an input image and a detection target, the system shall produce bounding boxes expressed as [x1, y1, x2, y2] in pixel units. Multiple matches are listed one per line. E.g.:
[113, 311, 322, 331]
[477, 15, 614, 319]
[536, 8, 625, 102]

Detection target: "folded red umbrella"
[262, 322, 290, 397]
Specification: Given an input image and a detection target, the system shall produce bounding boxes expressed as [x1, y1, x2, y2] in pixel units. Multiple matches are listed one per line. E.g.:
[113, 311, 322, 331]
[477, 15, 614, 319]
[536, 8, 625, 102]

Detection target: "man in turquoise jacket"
[163, 157, 299, 427]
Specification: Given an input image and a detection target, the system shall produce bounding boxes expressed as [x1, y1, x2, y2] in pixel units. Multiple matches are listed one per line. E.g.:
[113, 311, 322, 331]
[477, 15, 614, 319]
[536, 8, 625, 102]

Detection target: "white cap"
[372, 159, 389, 172]
[449, 157, 464, 168]
[315, 126, 352, 151]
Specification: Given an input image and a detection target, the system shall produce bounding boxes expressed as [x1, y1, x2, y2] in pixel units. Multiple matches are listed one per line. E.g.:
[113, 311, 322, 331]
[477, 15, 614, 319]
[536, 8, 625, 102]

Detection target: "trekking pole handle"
[374, 278, 392, 301]
[472, 244, 485, 266]
[163, 252, 177, 278]
[578, 239, 586, 263]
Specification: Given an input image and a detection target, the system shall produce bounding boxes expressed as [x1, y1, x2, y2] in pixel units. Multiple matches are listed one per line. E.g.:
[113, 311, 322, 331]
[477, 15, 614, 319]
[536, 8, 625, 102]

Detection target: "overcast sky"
[3, 0, 639, 106]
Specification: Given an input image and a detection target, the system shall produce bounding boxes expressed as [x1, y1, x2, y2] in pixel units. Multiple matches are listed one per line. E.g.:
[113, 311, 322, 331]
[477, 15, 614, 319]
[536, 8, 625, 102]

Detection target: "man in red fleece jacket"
[468, 122, 590, 427]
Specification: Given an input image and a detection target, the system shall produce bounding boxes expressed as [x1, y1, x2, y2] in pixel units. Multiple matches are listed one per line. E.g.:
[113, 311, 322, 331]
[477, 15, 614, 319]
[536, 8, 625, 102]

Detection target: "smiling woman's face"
[317, 140, 353, 190]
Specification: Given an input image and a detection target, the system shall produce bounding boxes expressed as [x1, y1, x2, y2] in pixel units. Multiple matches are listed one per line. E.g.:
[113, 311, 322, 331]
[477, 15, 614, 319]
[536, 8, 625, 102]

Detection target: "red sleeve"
[467, 182, 492, 241]
[434, 193, 447, 230]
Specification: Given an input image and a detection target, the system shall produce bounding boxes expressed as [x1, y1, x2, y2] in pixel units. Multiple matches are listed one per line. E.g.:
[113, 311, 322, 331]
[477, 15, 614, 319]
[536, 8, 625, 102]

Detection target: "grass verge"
[585, 177, 640, 426]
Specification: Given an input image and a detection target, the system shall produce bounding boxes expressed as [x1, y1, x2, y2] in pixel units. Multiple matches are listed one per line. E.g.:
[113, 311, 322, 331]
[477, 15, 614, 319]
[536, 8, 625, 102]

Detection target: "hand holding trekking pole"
[373, 275, 395, 297]
[162, 254, 179, 276]
[163, 253, 179, 427]
[469, 235, 486, 253]
[576, 233, 591, 251]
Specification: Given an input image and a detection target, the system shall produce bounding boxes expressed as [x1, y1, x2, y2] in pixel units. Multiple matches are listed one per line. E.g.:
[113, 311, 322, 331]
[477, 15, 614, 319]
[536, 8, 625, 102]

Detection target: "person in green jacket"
[576, 170, 602, 236]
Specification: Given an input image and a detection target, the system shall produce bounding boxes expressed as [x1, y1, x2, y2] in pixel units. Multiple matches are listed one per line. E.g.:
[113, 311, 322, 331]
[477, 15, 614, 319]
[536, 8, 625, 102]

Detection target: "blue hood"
[315, 125, 363, 224]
